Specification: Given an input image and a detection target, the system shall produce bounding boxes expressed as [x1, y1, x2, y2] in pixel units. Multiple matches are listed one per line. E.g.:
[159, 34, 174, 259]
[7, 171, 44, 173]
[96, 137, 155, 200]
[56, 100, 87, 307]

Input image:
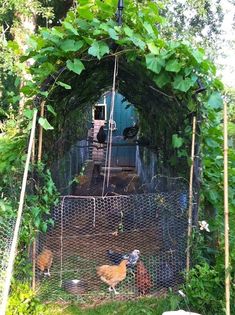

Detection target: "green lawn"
[46, 296, 181, 315]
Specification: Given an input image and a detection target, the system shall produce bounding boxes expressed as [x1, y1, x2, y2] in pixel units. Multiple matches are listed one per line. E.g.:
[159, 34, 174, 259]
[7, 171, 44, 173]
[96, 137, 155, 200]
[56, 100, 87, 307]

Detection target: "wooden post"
[37, 101, 45, 162]
[223, 101, 230, 315]
[186, 116, 196, 273]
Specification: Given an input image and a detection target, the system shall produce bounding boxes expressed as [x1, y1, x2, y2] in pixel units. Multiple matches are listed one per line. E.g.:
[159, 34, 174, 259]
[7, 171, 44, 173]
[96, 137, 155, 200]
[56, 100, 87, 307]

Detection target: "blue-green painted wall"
[101, 92, 137, 167]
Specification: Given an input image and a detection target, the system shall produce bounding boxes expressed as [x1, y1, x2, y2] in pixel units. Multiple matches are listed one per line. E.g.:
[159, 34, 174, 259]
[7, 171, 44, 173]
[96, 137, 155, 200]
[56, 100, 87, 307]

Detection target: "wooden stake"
[1, 110, 38, 315]
[223, 101, 230, 315]
[37, 101, 45, 162]
[186, 116, 196, 273]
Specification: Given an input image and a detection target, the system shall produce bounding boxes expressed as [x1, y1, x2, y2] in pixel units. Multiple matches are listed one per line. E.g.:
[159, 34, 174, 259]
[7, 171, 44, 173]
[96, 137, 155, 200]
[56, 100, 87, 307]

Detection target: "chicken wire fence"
[35, 189, 188, 303]
[0, 218, 15, 308]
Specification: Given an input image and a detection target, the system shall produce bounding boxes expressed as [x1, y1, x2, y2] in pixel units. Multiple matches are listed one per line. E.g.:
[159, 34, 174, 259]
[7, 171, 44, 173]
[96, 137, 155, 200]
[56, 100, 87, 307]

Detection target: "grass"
[46, 295, 181, 315]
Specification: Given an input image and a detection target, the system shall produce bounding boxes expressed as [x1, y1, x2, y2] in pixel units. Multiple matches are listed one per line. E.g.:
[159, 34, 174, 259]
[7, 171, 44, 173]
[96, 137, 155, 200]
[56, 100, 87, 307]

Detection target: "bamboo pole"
[37, 101, 45, 162]
[32, 236, 36, 290]
[0, 109, 38, 315]
[186, 116, 196, 273]
[223, 101, 230, 315]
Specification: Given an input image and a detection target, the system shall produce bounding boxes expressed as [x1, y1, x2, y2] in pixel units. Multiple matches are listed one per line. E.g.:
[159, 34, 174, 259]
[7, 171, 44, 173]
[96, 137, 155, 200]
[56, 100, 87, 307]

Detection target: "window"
[94, 105, 106, 120]
[93, 95, 107, 121]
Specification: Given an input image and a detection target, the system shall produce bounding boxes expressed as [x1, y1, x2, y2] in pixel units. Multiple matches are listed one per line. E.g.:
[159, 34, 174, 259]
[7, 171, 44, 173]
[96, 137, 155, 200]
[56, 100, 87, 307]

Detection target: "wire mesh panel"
[36, 191, 188, 303]
[0, 218, 15, 310]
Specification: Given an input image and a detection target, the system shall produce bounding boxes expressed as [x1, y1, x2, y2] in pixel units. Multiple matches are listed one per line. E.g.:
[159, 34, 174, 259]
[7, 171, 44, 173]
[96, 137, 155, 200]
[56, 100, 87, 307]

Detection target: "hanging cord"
[102, 56, 118, 196]
[0, 109, 38, 315]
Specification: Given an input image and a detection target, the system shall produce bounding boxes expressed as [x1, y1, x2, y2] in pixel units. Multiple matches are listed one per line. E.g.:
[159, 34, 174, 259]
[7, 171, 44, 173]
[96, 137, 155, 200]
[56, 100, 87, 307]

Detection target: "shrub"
[6, 282, 48, 315]
[181, 263, 234, 315]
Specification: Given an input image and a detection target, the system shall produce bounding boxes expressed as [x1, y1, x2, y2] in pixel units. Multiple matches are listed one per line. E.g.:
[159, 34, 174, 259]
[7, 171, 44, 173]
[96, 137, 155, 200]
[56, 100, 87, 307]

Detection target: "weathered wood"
[186, 116, 196, 272]
[223, 101, 230, 315]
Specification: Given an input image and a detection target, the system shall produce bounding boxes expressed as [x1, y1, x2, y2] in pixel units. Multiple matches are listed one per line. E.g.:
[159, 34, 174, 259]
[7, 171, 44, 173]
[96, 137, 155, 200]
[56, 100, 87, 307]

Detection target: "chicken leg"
[109, 286, 119, 295]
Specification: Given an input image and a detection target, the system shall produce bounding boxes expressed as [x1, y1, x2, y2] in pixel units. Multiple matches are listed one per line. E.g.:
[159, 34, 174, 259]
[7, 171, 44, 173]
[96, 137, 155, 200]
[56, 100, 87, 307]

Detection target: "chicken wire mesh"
[0, 218, 15, 308]
[35, 188, 188, 303]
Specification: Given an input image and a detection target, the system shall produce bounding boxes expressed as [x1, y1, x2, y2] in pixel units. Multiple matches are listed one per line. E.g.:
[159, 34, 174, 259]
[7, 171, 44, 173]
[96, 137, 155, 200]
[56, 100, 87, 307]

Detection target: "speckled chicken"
[96, 259, 129, 294]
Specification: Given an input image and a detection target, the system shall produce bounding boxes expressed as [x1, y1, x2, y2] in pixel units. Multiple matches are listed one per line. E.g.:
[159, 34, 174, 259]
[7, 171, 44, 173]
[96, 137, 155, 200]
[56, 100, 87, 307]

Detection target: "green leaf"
[77, 5, 94, 20]
[147, 42, 159, 55]
[60, 39, 84, 52]
[172, 134, 184, 148]
[51, 27, 64, 39]
[207, 92, 223, 110]
[165, 59, 182, 73]
[66, 58, 85, 75]
[184, 67, 193, 76]
[63, 21, 78, 35]
[34, 216, 41, 228]
[14, 77, 20, 88]
[88, 41, 109, 60]
[77, 18, 90, 30]
[208, 190, 219, 202]
[31, 207, 40, 217]
[154, 72, 171, 88]
[108, 28, 119, 40]
[47, 105, 57, 116]
[205, 138, 220, 148]
[23, 109, 34, 119]
[146, 54, 165, 74]
[38, 118, 54, 130]
[56, 81, 72, 90]
[191, 48, 204, 63]
[143, 22, 154, 35]
[173, 75, 195, 92]
[38, 91, 49, 97]
[131, 36, 146, 50]
[41, 222, 48, 233]
[123, 26, 133, 37]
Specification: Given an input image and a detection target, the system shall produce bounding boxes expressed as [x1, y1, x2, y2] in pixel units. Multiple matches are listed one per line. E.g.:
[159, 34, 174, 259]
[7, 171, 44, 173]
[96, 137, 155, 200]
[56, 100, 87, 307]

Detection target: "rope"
[0, 109, 38, 315]
[102, 56, 118, 196]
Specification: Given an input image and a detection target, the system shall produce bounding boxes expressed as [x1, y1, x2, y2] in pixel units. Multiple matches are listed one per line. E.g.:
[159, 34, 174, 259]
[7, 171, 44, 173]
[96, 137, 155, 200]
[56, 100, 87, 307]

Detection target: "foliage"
[6, 282, 49, 315]
[0, 111, 59, 279]
[182, 263, 235, 315]
[160, 0, 225, 59]
[22, 0, 218, 96]
[15, 0, 224, 167]
[0, 0, 234, 313]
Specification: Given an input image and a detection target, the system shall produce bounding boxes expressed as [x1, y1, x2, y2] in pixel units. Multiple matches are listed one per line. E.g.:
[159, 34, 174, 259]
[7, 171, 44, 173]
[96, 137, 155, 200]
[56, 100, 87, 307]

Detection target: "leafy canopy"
[18, 0, 222, 104]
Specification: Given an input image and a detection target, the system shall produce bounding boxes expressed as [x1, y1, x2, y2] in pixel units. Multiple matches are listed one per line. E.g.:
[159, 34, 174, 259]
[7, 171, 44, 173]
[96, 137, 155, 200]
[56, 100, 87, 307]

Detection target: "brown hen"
[135, 260, 153, 295]
[36, 249, 53, 276]
[96, 259, 129, 294]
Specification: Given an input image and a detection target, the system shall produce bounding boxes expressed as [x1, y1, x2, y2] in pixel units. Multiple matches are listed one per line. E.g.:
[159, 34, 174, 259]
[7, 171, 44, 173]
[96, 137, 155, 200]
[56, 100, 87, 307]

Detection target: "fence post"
[223, 101, 230, 315]
[186, 116, 196, 273]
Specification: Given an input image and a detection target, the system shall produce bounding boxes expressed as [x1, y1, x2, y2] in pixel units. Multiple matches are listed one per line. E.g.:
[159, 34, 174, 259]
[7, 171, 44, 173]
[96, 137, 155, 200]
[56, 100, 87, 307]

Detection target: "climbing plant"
[0, 1, 234, 312]
[16, 0, 225, 166]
